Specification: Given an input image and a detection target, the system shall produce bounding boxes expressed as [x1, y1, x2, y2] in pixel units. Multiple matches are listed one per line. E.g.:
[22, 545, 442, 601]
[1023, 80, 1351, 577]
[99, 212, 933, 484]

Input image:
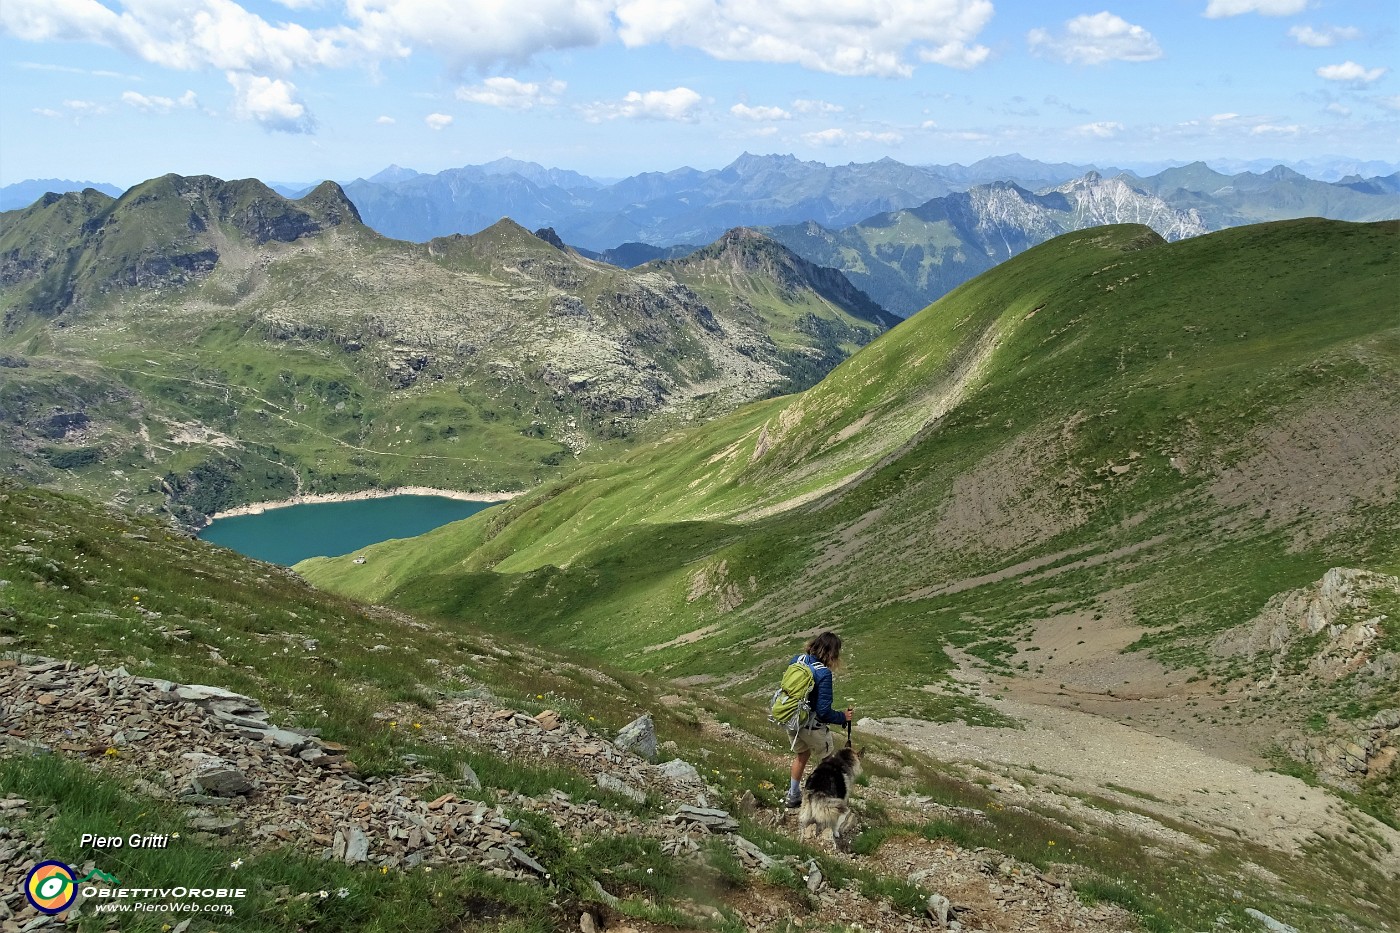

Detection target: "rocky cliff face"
[769, 173, 1207, 316]
[1050, 173, 1208, 241]
[1217, 568, 1400, 795]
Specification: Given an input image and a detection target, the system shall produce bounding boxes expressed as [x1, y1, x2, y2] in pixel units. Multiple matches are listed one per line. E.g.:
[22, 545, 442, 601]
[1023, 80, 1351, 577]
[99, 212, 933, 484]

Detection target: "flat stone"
[595, 774, 646, 804]
[653, 759, 701, 783]
[193, 767, 253, 797]
[261, 728, 314, 753]
[188, 815, 241, 835]
[344, 827, 369, 864]
[669, 805, 737, 832]
[507, 845, 546, 875]
[173, 684, 250, 704]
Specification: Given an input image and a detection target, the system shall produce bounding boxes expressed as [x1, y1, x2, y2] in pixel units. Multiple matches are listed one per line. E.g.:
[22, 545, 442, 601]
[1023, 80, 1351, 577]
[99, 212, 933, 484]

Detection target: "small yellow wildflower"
[104, 747, 120, 757]
[413, 723, 422, 730]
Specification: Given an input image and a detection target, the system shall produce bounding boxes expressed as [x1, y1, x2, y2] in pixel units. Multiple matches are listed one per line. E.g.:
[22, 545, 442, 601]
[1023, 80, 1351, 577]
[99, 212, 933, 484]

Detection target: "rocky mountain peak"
[668, 227, 894, 327]
[532, 226, 568, 250]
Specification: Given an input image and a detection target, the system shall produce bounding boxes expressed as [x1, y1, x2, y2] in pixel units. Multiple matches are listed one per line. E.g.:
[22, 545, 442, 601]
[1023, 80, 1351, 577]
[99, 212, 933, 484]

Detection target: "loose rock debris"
[1, 656, 1143, 932]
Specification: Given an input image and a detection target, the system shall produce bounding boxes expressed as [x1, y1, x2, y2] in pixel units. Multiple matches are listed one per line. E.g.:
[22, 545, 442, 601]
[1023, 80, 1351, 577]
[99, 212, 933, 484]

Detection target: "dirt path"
[864, 695, 1400, 877]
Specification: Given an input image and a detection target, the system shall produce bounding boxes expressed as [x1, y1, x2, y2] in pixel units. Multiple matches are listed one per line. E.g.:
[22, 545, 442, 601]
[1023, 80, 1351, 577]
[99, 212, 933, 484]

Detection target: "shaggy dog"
[798, 746, 863, 851]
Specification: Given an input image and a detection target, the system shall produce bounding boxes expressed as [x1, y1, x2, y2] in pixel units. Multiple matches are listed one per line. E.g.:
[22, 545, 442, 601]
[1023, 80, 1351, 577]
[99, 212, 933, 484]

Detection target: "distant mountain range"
[0, 175, 891, 522]
[766, 164, 1400, 315]
[5, 154, 1397, 318]
[326, 153, 961, 249]
[0, 178, 123, 211]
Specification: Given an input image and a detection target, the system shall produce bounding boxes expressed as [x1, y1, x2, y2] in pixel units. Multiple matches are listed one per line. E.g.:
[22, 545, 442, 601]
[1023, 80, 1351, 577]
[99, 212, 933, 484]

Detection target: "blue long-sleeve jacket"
[791, 654, 846, 726]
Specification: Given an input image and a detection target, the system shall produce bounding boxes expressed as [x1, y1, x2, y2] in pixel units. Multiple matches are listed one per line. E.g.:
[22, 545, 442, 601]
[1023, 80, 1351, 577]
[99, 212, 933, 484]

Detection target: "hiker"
[781, 631, 854, 809]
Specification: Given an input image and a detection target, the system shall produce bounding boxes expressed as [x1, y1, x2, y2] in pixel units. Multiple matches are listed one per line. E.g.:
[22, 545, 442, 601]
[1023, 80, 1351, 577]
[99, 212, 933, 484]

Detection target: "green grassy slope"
[9, 484, 1400, 931]
[301, 220, 1400, 738]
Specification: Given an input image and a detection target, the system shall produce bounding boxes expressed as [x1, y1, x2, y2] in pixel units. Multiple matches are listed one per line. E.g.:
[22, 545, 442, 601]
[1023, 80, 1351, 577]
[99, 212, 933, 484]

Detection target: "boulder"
[614, 714, 657, 761]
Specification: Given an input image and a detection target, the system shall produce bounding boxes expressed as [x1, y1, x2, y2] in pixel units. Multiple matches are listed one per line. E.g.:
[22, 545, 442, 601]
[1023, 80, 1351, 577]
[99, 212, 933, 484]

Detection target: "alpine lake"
[199, 494, 497, 565]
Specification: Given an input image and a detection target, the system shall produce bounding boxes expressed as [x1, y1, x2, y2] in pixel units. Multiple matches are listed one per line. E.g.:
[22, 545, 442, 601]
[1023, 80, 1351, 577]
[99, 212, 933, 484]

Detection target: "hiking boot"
[784, 794, 802, 809]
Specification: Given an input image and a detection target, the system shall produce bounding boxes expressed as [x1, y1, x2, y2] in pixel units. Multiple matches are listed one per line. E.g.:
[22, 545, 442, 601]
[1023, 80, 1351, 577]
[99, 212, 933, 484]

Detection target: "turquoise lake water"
[199, 495, 496, 565]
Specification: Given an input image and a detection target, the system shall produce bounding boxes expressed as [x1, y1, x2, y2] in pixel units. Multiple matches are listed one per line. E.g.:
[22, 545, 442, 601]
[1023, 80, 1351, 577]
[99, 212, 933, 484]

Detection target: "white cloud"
[919, 40, 991, 70]
[614, 0, 994, 78]
[1378, 95, 1400, 113]
[0, 0, 372, 74]
[1250, 123, 1301, 135]
[1028, 13, 1162, 65]
[1325, 102, 1351, 116]
[17, 60, 141, 80]
[792, 98, 843, 115]
[375, 114, 395, 124]
[62, 98, 107, 115]
[1075, 120, 1124, 138]
[939, 130, 993, 142]
[583, 87, 703, 122]
[731, 103, 790, 121]
[227, 71, 314, 133]
[1317, 61, 1388, 84]
[424, 112, 453, 130]
[801, 127, 903, 146]
[1204, 0, 1309, 17]
[456, 77, 565, 110]
[121, 88, 198, 112]
[345, 0, 612, 70]
[33, 107, 63, 118]
[1288, 25, 1361, 47]
[1211, 112, 1239, 122]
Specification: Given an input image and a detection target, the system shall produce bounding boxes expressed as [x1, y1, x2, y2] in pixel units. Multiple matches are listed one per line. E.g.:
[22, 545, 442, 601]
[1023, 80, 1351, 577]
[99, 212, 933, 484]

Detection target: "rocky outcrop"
[1216, 569, 1400, 798]
[1214, 568, 1399, 683]
[1281, 709, 1400, 793]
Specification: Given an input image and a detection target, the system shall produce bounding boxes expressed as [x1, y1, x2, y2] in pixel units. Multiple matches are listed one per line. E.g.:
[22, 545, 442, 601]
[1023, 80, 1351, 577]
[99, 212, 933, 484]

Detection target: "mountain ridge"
[0, 174, 891, 523]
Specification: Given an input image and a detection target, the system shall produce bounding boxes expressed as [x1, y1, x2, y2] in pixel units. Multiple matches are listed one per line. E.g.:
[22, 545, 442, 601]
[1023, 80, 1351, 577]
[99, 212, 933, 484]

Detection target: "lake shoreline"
[206, 486, 519, 523]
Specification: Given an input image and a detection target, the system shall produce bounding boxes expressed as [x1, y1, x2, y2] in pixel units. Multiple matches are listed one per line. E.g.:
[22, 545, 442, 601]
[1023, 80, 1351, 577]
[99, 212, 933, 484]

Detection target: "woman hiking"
[783, 631, 853, 809]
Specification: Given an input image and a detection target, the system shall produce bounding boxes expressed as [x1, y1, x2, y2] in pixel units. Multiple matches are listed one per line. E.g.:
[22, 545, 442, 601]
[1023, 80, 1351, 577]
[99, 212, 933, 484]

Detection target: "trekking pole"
[845, 707, 853, 748]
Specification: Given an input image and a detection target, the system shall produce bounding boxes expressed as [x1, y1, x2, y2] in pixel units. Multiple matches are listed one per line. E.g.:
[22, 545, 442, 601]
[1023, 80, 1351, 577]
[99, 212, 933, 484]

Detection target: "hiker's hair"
[805, 631, 843, 669]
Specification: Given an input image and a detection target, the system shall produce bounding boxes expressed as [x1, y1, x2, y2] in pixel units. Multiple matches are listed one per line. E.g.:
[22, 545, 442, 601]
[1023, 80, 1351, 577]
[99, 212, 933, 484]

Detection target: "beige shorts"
[792, 722, 834, 757]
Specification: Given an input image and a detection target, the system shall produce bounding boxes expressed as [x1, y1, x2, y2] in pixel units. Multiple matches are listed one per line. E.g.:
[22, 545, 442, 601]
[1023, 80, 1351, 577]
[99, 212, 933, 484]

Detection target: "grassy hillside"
[0, 178, 890, 525]
[4, 481, 1399, 932]
[301, 220, 1400, 762]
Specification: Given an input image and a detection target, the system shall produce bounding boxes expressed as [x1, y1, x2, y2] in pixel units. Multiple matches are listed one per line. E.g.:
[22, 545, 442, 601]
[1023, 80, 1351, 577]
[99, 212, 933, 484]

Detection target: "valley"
[4, 1, 1399, 928]
[1, 174, 1396, 933]
[0, 177, 893, 527]
[300, 217, 1400, 844]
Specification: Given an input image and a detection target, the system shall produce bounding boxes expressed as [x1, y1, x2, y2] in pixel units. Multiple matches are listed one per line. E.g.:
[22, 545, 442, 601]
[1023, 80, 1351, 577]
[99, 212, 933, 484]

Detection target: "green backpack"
[770, 655, 819, 732]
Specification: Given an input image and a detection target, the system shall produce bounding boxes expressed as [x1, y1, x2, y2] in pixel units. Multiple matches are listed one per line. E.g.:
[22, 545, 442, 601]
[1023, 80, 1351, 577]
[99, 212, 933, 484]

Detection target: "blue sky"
[2, 0, 1396, 187]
